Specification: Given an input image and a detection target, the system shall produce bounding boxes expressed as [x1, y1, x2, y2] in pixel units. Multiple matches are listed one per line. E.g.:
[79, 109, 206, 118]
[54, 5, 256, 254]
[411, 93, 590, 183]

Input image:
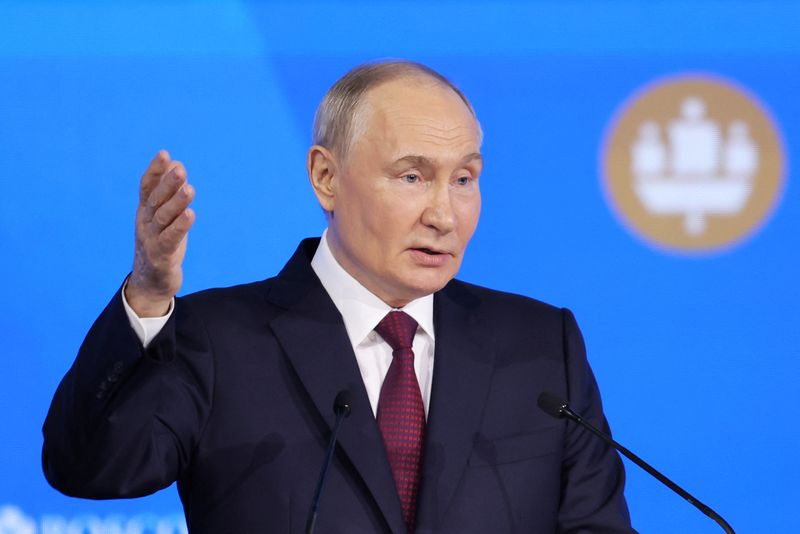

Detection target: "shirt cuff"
[121, 281, 175, 348]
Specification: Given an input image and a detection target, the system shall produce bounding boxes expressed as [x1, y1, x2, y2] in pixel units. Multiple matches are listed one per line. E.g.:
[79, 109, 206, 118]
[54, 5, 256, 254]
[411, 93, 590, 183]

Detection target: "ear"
[307, 145, 339, 213]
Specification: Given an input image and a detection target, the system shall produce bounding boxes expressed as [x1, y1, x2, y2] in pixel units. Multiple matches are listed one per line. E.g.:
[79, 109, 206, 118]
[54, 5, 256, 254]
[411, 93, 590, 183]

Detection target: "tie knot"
[375, 311, 418, 352]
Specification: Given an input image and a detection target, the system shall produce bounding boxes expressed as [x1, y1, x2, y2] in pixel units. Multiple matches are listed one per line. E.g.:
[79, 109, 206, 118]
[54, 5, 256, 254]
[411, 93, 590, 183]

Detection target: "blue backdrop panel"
[1, 2, 797, 532]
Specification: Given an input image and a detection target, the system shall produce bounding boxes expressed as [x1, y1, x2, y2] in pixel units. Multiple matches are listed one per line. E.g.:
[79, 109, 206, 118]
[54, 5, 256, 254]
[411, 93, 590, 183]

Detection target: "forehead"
[355, 76, 481, 157]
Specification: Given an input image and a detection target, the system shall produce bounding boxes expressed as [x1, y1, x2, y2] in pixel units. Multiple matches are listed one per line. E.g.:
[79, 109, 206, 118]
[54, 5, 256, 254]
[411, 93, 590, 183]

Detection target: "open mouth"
[409, 247, 451, 266]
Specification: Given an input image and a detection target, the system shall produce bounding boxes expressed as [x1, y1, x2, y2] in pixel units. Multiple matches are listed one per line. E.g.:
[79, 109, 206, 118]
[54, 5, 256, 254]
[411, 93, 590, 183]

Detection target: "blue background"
[1, 1, 798, 532]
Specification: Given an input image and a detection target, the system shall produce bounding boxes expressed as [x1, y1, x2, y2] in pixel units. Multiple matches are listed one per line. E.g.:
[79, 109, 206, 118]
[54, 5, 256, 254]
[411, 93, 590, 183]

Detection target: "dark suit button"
[112, 361, 124, 372]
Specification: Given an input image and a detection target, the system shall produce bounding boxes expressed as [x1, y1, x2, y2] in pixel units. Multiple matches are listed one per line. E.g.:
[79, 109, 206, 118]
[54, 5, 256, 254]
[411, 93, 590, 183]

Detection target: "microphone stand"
[538, 392, 735, 534]
[306, 392, 352, 534]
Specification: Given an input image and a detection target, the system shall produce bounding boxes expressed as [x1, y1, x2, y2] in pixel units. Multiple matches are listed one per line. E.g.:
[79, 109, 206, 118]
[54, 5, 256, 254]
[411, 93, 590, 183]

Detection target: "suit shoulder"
[443, 278, 576, 338]
[177, 278, 280, 321]
[443, 280, 578, 368]
[446, 278, 564, 318]
[182, 278, 273, 301]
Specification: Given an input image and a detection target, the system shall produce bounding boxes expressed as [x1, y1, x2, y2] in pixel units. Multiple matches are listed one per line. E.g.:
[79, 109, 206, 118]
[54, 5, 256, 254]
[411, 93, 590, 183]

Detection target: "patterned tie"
[375, 311, 426, 533]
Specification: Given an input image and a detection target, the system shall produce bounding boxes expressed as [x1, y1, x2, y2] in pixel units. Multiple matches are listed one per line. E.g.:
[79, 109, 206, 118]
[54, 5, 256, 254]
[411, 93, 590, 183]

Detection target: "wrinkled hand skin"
[126, 150, 196, 317]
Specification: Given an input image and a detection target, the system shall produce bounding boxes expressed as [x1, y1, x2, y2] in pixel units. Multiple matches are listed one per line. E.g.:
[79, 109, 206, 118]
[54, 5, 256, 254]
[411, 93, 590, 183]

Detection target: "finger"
[143, 161, 187, 220]
[157, 207, 195, 254]
[139, 150, 172, 204]
[150, 182, 195, 231]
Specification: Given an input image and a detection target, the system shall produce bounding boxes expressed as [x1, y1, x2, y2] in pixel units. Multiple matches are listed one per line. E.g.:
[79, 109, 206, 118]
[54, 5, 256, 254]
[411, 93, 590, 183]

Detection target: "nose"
[421, 180, 456, 234]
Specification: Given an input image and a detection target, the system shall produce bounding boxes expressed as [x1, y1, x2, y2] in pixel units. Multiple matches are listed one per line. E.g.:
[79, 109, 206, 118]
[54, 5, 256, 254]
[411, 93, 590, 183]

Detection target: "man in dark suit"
[43, 61, 634, 533]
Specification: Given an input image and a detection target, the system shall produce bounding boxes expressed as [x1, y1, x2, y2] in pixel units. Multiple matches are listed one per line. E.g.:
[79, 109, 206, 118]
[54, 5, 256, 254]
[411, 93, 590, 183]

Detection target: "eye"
[456, 176, 472, 186]
[403, 173, 420, 184]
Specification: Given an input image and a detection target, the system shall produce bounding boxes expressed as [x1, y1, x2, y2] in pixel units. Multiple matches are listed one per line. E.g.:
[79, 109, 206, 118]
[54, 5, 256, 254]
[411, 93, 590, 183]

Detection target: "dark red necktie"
[375, 311, 425, 533]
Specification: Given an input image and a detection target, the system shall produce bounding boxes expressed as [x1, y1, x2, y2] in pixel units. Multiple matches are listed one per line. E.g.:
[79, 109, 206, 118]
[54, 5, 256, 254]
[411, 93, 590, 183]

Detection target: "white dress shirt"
[122, 230, 435, 417]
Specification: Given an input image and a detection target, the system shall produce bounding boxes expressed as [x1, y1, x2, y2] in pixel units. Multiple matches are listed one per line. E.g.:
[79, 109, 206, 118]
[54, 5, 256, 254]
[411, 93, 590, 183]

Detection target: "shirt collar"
[310, 229, 435, 348]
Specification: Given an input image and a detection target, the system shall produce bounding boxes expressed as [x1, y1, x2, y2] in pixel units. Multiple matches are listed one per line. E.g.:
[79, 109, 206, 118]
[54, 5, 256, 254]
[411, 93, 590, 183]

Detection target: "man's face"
[324, 76, 482, 307]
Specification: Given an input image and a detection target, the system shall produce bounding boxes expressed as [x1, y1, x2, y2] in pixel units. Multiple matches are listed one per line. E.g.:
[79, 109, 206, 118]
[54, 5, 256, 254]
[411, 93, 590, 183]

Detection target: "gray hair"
[312, 60, 480, 159]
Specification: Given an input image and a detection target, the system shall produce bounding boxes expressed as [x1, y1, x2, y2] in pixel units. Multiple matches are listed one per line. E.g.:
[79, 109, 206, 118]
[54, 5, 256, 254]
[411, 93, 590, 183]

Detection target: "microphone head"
[333, 390, 353, 418]
[537, 391, 569, 419]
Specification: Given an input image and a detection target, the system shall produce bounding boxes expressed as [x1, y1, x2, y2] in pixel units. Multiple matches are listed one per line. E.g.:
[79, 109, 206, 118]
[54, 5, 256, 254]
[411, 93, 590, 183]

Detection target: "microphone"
[306, 390, 353, 534]
[537, 392, 735, 534]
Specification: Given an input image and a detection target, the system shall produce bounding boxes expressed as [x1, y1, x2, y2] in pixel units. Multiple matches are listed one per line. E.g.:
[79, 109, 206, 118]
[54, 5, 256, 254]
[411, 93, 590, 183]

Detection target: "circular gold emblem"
[601, 74, 786, 253]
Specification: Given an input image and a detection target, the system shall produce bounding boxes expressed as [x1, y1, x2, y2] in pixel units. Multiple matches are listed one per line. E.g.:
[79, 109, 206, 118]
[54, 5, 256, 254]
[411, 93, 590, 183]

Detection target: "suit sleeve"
[41, 284, 214, 499]
[557, 309, 636, 533]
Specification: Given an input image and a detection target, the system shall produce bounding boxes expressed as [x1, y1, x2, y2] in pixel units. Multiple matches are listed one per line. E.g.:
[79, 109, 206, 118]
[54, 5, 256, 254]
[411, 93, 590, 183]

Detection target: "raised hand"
[125, 150, 196, 317]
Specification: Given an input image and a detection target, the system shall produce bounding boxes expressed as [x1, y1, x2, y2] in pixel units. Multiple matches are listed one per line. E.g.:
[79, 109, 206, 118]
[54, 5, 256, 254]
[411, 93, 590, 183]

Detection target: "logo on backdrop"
[601, 74, 785, 253]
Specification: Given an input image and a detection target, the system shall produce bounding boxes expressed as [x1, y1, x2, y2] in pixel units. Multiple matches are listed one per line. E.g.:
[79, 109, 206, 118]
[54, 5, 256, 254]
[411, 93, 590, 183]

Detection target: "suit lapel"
[265, 240, 406, 534]
[415, 282, 496, 530]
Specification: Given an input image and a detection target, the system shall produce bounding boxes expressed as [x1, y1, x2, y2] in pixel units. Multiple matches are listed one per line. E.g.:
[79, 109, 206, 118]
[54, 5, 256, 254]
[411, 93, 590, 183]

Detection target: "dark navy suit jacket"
[43, 238, 633, 533]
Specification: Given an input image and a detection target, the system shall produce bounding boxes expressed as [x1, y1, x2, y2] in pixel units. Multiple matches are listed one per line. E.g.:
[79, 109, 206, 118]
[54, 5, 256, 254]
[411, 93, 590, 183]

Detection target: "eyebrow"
[391, 152, 483, 168]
